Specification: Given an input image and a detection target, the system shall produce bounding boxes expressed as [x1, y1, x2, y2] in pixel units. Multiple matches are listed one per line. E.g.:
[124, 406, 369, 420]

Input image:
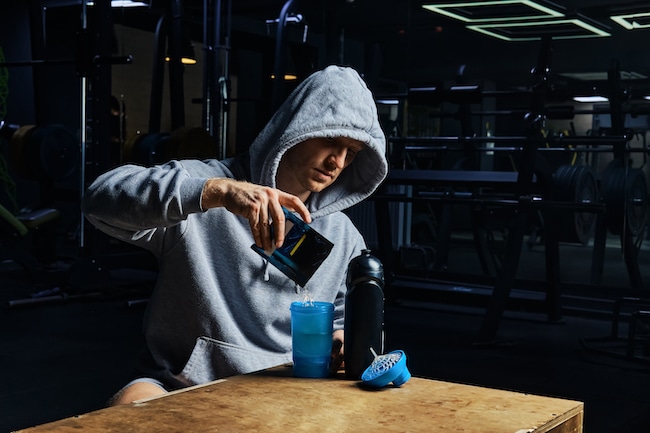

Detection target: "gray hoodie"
[83, 65, 388, 389]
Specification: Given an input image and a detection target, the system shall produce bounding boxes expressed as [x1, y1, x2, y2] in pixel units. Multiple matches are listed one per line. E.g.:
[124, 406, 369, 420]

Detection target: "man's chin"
[307, 179, 334, 193]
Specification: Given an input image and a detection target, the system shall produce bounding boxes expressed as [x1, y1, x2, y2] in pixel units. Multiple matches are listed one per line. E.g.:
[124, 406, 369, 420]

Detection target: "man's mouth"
[314, 168, 334, 180]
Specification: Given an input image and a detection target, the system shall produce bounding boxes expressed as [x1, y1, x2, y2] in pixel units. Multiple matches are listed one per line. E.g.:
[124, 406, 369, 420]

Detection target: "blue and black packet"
[251, 207, 333, 286]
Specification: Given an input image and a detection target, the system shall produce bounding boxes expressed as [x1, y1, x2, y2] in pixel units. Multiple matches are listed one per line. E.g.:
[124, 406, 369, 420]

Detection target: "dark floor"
[1, 235, 650, 433]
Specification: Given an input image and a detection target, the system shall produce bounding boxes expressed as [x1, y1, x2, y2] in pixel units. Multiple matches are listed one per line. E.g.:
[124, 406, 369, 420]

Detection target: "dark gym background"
[1, 1, 650, 432]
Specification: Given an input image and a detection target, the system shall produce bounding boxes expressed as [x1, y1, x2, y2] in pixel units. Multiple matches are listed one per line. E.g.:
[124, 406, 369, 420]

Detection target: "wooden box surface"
[16, 367, 583, 433]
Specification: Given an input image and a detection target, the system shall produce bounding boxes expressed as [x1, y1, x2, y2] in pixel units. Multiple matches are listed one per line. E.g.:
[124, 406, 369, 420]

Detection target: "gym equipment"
[600, 159, 648, 237]
[0, 203, 60, 282]
[9, 124, 78, 181]
[121, 126, 216, 166]
[580, 297, 650, 366]
[371, 38, 650, 343]
[550, 164, 598, 245]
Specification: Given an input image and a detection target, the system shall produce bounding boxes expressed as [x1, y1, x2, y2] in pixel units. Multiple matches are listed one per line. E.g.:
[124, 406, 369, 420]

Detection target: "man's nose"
[328, 149, 347, 169]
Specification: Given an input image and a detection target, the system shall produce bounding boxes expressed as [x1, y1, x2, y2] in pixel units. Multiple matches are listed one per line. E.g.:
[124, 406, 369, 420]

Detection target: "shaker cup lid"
[361, 350, 411, 387]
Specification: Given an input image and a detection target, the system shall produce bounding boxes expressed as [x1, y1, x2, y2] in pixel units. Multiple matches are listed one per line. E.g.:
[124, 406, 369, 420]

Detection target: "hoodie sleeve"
[82, 160, 210, 249]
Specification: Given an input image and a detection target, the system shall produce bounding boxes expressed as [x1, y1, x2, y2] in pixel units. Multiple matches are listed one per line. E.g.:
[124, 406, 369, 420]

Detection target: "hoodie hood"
[247, 65, 388, 218]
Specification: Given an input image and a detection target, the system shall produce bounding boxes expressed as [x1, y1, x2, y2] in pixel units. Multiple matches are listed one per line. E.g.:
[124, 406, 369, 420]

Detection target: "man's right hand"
[201, 178, 311, 252]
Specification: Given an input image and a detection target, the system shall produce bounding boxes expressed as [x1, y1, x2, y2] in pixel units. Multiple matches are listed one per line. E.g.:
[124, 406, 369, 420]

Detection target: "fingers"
[250, 219, 265, 252]
[266, 192, 312, 249]
[330, 330, 345, 375]
[268, 200, 286, 249]
[254, 203, 274, 253]
[214, 179, 311, 250]
[236, 184, 271, 252]
[250, 198, 286, 253]
[279, 193, 311, 224]
[330, 341, 344, 374]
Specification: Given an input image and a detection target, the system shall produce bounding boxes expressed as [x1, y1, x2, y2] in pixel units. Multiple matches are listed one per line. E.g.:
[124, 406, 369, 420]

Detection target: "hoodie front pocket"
[174, 336, 293, 386]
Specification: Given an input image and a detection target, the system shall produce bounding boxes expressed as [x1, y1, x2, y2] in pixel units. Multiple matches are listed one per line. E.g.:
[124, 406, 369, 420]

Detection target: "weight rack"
[372, 38, 650, 343]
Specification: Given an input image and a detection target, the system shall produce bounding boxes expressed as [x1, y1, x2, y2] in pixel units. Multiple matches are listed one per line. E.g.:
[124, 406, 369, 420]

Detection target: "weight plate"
[126, 133, 170, 166]
[29, 125, 79, 180]
[121, 132, 142, 164]
[551, 164, 598, 244]
[164, 126, 215, 161]
[572, 165, 598, 244]
[601, 159, 648, 236]
[9, 124, 78, 181]
[625, 168, 647, 236]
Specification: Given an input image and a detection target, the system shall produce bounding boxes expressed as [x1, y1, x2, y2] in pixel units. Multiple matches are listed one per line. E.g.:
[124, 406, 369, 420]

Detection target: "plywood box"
[16, 366, 583, 433]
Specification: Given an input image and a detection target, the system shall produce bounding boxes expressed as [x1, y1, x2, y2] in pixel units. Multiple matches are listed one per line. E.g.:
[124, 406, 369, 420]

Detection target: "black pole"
[271, 0, 296, 112]
[149, 14, 167, 133]
[608, 60, 625, 160]
[169, 0, 186, 130]
[202, 0, 217, 136]
[27, 0, 47, 126]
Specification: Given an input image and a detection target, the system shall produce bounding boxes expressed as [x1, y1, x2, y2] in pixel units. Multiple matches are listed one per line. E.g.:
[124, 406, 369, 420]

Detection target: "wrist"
[201, 178, 228, 209]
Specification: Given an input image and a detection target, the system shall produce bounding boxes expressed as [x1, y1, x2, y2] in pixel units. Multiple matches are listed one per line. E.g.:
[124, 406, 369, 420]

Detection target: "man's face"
[277, 137, 365, 200]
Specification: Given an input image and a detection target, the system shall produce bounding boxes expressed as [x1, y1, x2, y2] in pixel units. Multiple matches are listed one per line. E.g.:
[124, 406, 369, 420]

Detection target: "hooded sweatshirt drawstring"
[263, 259, 271, 282]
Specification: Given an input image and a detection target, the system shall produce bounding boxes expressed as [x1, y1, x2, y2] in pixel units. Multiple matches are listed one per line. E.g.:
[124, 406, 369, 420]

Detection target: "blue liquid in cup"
[290, 301, 334, 378]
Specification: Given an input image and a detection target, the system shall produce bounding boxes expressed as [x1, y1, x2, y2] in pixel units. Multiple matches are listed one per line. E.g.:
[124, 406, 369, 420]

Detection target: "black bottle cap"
[346, 249, 384, 288]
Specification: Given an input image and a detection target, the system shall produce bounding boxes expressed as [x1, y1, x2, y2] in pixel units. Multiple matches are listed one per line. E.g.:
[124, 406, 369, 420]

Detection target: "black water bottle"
[344, 249, 385, 379]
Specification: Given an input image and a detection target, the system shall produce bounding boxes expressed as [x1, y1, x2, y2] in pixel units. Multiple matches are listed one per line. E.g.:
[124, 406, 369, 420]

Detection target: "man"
[83, 65, 388, 404]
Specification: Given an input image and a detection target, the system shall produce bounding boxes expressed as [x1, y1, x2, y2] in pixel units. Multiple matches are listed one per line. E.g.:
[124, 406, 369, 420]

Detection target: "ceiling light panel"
[574, 96, 608, 103]
[422, 0, 564, 23]
[558, 71, 647, 81]
[467, 18, 611, 41]
[611, 12, 650, 30]
[86, 0, 148, 6]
